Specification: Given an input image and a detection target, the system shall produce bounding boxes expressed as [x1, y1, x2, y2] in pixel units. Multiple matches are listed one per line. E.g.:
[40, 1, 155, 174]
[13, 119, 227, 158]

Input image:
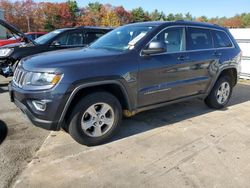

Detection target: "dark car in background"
[0, 19, 112, 77]
[9, 21, 241, 146]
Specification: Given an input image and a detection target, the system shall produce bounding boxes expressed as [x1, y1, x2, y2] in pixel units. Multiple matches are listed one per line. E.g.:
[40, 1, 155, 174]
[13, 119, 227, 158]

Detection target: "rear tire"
[68, 91, 122, 146]
[205, 75, 233, 109]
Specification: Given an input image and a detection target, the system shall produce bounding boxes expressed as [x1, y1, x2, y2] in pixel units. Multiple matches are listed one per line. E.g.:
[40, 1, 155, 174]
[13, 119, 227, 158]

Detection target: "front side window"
[35, 30, 63, 44]
[187, 27, 213, 50]
[151, 27, 185, 53]
[212, 30, 233, 48]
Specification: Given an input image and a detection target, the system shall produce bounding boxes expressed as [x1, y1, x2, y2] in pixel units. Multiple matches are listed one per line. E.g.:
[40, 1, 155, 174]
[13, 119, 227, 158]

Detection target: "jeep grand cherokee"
[9, 21, 241, 146]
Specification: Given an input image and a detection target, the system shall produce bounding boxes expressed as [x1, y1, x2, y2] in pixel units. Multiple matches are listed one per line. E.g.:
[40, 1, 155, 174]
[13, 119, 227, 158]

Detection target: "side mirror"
[51, 41, 61, 47]
[142, 41, 166, 55]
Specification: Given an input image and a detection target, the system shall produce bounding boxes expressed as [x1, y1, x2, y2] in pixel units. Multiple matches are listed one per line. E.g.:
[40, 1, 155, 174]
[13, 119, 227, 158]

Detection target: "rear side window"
[212, 30, 233, 48]
[187, 27, 213, 50]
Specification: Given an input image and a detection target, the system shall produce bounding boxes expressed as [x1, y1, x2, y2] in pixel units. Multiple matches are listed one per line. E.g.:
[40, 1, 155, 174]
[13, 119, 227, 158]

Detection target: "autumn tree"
[101, 10, 120, 27]
[1, 0, 250, 31]
[196, 16, 208, 22]
[114, 6, 132, 24]
[223, 16, 242, 28]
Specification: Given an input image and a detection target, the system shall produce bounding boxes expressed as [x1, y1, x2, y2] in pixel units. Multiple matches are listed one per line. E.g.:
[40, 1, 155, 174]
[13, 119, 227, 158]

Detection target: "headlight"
[14, 69, 63, 90]
[0, 48, 13, 57]
[25, 72, 62, 86]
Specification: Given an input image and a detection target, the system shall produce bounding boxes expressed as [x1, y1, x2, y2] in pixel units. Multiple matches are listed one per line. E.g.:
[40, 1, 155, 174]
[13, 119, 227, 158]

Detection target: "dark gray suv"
[9, 21, 241, 146]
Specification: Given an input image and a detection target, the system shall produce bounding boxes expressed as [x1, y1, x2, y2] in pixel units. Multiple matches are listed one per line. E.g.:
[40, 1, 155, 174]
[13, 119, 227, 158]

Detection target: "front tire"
[68, 91, 122, 146]
[205, 75, 233, 109]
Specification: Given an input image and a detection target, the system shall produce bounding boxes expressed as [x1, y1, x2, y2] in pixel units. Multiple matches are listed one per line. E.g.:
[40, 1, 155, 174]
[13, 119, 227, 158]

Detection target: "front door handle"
[177, 55, 190, 61]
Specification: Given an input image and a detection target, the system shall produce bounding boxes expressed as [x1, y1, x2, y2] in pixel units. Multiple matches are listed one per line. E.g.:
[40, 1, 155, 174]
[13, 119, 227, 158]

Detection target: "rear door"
[184, 27, 217, 95]
[211, 29, 236, 66]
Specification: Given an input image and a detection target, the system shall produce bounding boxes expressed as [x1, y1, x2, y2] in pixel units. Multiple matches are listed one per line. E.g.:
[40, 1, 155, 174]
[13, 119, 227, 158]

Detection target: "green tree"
[174, 13, 184, 20]
[131, 7, 150, 22]
[86, 2, 102, 13]
[242, 13, 250, 27]
[66, 0, 78, 26]
[185, 12, 193, 21]
[150, 9, 162, 21]
[166, 13, 175, 21]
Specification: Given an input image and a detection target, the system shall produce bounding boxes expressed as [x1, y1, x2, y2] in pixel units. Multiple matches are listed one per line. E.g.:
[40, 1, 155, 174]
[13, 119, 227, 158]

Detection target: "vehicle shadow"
[0, 83, 9, 94]
[110, 83, 250, 143]
[0, 120, 8, 145]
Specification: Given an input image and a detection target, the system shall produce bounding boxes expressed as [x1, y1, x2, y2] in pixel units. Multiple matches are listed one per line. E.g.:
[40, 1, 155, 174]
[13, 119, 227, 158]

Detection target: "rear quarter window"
[85, 32, 105, 45]
[212, 30, 233, 48]
[187, 27, 213, 50]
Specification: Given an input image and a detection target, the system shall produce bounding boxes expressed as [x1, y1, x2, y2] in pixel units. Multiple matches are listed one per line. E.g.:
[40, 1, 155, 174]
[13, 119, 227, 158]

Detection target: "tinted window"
[151, 27, 185, 53]
[85, 32, 104, 45]
[187, 27, 213, 50]
[212, 30, 232, 48]
[55, 31, 84, 46]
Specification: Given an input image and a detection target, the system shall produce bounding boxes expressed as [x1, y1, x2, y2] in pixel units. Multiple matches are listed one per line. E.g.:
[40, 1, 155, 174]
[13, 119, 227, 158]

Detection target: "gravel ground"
[0, 77, 49, 188]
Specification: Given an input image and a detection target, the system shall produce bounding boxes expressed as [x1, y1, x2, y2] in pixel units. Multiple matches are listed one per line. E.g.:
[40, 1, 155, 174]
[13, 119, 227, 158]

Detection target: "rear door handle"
[177, 55, 190, 61]
[213, 52, 222, 57]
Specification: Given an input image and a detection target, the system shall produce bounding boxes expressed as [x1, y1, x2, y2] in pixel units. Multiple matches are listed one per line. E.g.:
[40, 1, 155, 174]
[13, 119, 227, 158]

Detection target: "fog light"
[32, 100, 47, 111]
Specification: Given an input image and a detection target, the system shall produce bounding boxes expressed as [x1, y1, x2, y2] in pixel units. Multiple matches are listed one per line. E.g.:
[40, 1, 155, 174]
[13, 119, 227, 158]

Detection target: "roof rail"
[175, 20, 185, 22]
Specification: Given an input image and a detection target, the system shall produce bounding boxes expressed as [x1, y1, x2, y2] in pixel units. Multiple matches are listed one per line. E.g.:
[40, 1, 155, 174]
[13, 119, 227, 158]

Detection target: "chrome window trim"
[140, 25, 235, 57]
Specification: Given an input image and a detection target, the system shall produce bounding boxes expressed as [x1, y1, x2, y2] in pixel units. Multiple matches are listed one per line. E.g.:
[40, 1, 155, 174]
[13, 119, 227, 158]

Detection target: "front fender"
[57, 79, 134, 128]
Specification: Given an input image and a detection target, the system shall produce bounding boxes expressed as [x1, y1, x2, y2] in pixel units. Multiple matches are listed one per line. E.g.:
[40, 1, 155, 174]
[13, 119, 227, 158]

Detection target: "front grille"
[13, 67, 28, 88]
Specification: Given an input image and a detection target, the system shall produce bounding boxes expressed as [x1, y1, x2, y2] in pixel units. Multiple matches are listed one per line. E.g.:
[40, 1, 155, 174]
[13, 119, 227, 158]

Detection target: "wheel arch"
[218, 68, 238, 87]
[58, 80, 132, 129]
[206, 66, 238, 97]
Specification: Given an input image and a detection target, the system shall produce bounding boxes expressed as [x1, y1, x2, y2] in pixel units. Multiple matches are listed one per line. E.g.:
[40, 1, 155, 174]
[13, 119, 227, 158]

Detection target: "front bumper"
[9, 82, 69, 131]
[13, 98, 59, 130]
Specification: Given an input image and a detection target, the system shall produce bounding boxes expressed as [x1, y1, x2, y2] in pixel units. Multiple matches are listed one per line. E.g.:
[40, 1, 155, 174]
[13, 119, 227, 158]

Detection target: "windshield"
[90, 25, 154, 51]
[35, 30, 63, 44]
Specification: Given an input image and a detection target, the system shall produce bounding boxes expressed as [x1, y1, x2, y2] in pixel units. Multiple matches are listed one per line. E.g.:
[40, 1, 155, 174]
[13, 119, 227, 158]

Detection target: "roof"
[127, 20, 224, 30]
[51, 26, 113, 33]
[76, 26, 114, 31]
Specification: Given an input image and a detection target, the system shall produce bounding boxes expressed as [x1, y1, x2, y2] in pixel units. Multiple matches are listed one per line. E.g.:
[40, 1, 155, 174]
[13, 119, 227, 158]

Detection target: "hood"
[0, 19, 36, 45]
[0, 39, 18, 46]
[2, 42, 34, 48]
[21, 47, 123, 71]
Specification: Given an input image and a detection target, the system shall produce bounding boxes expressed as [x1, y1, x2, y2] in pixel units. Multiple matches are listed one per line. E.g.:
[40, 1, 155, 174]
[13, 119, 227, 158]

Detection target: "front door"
[50, 30, 85, 50]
